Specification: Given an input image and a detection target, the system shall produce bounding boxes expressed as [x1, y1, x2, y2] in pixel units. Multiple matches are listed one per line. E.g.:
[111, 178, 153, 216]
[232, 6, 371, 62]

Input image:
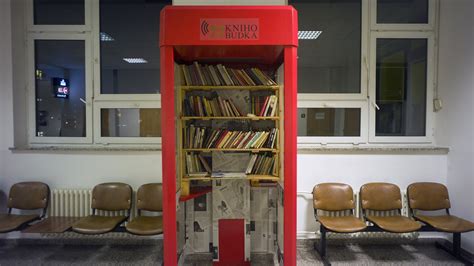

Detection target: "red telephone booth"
[160, 6, 297, 265]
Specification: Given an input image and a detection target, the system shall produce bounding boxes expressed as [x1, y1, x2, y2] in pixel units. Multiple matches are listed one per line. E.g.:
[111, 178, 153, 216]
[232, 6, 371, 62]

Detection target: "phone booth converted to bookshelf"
[160, 6, 297, 265]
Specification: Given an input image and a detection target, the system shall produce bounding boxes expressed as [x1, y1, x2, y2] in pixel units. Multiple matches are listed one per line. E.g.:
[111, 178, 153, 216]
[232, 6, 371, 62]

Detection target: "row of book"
[186, 125, 279, 149]
[251, 95, 278, 117]
[180, 62, 277, 86]
[185, 153, 211, 176]
[184, 95, 242, 117]
[246, 153, 277, 176]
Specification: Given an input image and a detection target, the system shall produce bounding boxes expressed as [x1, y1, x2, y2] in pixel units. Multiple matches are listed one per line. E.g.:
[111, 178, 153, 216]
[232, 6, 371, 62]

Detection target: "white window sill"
[297, 145, 449, 155]
[9, 145, 162, 153]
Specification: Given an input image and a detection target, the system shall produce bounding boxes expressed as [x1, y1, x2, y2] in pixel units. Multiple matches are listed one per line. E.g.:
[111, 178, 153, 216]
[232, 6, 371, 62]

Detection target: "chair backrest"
[91, 182, 132, 212]
[407, 182, 450, 211]
[7, 182, 49, 211]
[313, 183, 355, 212]
[360, 182, 402, 211]
[136, 183, 162, 212]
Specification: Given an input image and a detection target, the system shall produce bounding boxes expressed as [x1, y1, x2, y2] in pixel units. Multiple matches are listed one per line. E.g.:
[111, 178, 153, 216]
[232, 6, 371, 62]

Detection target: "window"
[376, 0, 429, 24]
[99, 0, 164, 95]
[292, 0, 435, 145]
[34, 0, 85, 25]
[34, 40, 86, 138]
[26, 0, 168, 146]
[369, 32, 434, 143]
[292, 0, 363, 95]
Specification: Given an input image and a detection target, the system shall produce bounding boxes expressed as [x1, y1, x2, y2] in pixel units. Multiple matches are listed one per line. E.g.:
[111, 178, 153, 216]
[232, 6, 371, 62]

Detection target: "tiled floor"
[0, 237, 468, 265]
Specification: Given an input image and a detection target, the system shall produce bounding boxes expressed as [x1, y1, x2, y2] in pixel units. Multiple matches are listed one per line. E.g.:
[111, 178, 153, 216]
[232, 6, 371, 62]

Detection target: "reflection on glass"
[34, 0, 85, 25]
[100, 0, 169, 94]
[290, 0, 361, 93]
[376, 39, 427, 136]
[377, 0, 429, 24]
[298, 108, 360, 136]
[35, 40, 86, 137]
[101, 108, 161, 137]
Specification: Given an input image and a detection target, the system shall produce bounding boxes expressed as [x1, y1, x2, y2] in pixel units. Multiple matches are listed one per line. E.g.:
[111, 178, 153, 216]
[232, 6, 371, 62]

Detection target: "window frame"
[296, 0, 369, 101]
[93, 101, 162, 145]
[91, 0, 161, 102]
[26, 0, 92, 32]
[370, 0, 437, 31]
[27, 33, 94, 144]
[368, 31, 435, 143]
[297, 100, 368, 145]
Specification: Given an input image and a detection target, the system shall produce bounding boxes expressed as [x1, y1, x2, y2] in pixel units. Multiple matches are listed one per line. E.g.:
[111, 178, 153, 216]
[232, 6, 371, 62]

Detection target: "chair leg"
[314, 226, 331, 266]
[435, 233, 473, 265]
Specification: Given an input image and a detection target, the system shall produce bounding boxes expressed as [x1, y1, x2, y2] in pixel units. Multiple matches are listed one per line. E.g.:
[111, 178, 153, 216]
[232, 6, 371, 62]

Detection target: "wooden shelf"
[182, 116, 279, 121]
[181, 85, 279, 91]
[183, 175, 279, 181]
[183, 148, 278, 153]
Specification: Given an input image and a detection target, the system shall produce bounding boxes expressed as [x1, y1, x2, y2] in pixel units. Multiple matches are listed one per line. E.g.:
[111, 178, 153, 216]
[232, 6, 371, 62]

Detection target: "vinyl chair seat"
[72, 215, 127, 234]
[318, 215, 367, 233]
[126, 216, 163, 235]
[415, 214, 474, 233]
[0, 214, 39, 233]
[366, 215, 421, 233]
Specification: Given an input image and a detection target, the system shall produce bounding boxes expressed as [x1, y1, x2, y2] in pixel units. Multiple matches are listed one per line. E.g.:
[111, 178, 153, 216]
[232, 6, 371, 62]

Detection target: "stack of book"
[185, 126, 279, 149]
[185, 153, 211, 176]
[184, 95, 242, 117]
[246, 153, 277, 176]
[181, 62, 277, 86]
[251, 95, 278, 117]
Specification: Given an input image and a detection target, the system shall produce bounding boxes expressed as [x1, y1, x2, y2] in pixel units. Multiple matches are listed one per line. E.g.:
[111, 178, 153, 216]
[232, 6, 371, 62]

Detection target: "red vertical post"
[160, 46, 177, 266]
[284, 46, 297, 266]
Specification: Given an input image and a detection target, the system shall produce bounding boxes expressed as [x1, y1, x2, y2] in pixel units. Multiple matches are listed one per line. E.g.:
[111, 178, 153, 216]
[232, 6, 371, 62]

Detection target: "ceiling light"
[298, 31, 323, 40]
[100, 32, 115, 41]
[123, 58, 148, 64]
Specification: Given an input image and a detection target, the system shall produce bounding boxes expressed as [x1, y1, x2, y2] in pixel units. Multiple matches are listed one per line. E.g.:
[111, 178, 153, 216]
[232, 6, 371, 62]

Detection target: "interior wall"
[436, 0, 474, 252]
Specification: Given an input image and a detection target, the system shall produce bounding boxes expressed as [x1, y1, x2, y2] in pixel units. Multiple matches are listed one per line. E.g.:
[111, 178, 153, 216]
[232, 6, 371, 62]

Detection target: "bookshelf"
[178, 62, 282, 188]
[160, 5, 297, 266]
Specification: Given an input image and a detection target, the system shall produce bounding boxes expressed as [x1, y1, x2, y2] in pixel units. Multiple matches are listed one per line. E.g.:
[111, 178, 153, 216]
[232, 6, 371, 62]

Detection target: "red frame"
[160, 6, 297, 266]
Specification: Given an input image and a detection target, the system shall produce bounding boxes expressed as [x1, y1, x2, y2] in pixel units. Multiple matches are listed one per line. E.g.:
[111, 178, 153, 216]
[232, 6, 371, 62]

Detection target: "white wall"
[436, 0, 474, 252]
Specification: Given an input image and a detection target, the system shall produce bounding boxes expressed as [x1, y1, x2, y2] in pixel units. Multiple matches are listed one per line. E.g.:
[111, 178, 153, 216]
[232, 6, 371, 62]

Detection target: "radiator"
[48, 189, 138, 219]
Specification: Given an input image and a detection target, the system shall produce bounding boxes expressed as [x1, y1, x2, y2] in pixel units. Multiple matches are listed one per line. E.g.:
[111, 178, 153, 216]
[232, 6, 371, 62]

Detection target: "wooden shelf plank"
[183, 175, 279, 181]
[182, 116, 280, 121]
[181, 85, 279, 91]
[183, 148, 278, 153]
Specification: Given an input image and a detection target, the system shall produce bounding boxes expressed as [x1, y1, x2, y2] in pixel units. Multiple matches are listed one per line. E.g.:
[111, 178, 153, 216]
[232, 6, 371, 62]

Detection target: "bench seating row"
[0, 182, 163, 236]
[313, 182, 474, 265]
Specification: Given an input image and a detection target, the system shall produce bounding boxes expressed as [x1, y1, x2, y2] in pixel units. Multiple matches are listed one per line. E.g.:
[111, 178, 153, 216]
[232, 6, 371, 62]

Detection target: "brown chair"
[360, 182, 421, 233]
[0, 182, 49, 233]
[72, 182, 132, 234]
[126, 183, 163, 235]
[408, 182, 474, 264]
[313, 183, 366, 263]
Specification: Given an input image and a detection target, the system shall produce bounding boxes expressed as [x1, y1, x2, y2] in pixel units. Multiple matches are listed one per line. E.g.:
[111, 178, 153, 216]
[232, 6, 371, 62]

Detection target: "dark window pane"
[34, 0, 85, 25]
[101, 108, 161, 137]
[35, 40, 86, 137]
[376, 39, 427, 136]
[298, 108, 361, 136]
[100, 0, 170, 94]
[377, 0, 429, 24]
[290, 0, 361, 93]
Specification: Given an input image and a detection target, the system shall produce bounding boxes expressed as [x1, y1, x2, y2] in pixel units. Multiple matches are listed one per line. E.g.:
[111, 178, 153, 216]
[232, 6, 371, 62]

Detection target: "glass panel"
[376, 39, 427, 136]
[298, 108, 361, 136]
[35, 40, 86, 137]
[34, 0, 85, 25]
[100, 108, 161, 137]
[100, 0, 170, 94]
[290, 0, 361, 93]
[377, 0, 429, 24]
